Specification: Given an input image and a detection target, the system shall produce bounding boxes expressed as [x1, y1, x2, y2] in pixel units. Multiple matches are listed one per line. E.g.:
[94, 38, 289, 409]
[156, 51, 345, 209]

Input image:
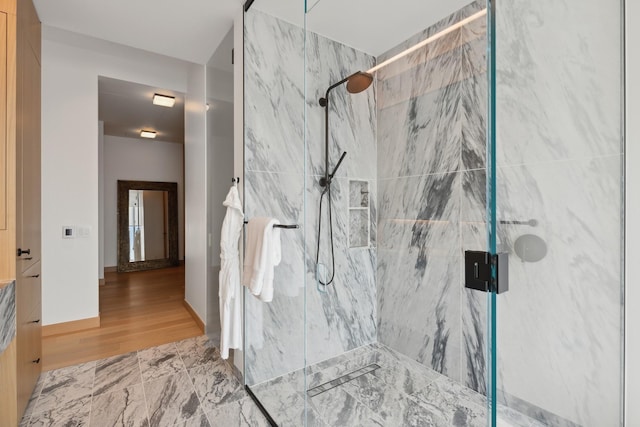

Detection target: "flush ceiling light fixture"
[367, 8, 487, 74]
[152, 93, 176, 107]
[140, 130, 157, 139]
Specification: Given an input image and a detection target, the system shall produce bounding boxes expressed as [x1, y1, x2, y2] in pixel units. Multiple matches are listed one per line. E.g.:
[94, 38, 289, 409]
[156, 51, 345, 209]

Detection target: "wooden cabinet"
[16, 262, 41, 414]
[0, 0, 42, 424]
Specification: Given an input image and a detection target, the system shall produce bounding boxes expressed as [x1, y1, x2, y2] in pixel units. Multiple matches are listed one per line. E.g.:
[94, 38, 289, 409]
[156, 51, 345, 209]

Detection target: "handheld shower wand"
[319, 151, 347, 188]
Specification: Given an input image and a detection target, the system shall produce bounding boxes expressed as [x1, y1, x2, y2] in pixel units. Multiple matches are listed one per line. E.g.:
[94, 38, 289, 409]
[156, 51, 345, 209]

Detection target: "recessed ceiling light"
[153, 93, 175, 107]
[140, 130, 157, 139]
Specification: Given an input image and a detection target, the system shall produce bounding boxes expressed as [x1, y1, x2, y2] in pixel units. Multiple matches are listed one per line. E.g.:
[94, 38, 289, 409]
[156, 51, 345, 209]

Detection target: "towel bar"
[243, 220, 299, 229]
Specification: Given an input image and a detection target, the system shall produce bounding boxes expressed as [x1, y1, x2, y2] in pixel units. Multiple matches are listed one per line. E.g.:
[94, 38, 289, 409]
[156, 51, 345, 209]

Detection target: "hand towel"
[242, 217, 281, 302]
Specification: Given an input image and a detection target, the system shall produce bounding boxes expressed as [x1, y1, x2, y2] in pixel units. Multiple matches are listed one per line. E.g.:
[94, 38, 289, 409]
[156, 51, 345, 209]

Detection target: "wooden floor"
[42, 265, 203, 371]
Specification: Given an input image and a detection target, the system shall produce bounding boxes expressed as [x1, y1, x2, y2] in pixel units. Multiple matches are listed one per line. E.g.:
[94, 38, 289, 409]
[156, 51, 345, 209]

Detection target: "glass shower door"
[490, 0, 625, 426]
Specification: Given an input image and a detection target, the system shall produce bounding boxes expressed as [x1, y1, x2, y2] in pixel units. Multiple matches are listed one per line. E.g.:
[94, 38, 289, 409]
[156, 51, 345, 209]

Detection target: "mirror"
[118, 180, 179, 272]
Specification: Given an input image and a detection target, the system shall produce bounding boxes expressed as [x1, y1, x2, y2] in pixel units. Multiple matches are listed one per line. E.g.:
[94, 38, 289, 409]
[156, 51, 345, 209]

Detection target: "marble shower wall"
[495, 1, 624, 426]
[0, 281, 16, 354]
[243, 8, 377, 385]
[376, 1, 488, 392]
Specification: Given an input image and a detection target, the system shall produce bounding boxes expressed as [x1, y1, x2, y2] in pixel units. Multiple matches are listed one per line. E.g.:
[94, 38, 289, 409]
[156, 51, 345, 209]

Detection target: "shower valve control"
[464, 251, 509, 294]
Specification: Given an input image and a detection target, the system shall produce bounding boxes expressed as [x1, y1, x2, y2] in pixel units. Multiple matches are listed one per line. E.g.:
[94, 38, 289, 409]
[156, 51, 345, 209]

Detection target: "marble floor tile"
[144, 371, 202, 427]
[22, 373, 45, 419]
[188, 359, 246, 414]
[343, 373, 448, 427]
[310, 387, 385, 427]
[138, 342, 186, 382]
[176, 335, 221, 369]
[90, 384, 149, 427]
[29, 396, 91, 427]
[178, 409, 211, 427]
[370, 350, 441, 396]
[412, 377, 488, 427]
[251, 380, 326, 427]
[93, 352, 142, 396]
[33, 361, 96, 415]
[206, 398, 269, 427]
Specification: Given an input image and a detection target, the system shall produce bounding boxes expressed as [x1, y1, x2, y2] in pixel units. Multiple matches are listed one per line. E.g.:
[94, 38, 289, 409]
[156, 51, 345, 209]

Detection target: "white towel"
[219, 186, 244, 359]
[242, 217, 281, 302]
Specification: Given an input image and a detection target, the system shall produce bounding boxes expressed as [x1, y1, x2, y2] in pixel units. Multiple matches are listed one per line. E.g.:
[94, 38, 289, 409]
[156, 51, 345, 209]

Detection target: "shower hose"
[315, 183, 336, 287]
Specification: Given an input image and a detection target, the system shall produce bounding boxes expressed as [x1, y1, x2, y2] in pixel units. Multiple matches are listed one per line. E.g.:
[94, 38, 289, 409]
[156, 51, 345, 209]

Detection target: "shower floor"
[250, 343, 546, 427]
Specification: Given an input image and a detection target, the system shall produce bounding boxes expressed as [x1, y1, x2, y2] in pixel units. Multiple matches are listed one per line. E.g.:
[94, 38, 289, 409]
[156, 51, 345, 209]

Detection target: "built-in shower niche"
[349, 180, 370, 248]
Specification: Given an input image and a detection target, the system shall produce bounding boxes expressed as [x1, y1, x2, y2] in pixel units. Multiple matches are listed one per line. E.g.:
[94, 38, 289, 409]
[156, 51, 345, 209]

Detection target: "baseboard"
[104, 266, 117, 273]
[99, 278, 105, 286]
[42, 316, 101, 337]
[182, 300, 205, 333]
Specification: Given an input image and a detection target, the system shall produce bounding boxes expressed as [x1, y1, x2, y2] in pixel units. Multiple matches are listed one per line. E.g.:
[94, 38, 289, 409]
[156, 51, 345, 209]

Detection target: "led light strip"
[367, 8, 487, 74]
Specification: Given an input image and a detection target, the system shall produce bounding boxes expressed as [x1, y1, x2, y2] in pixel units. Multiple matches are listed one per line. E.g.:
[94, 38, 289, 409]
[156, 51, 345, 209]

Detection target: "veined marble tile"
[495, 156, 623, 427]
[180, 410, 211, 427]
[144, 371, 202, 427]
[459, 72, 486, 172]
[175, 335, 221, 369]
[22, 373, 45, 418]
[188, 359, 246, 414]
[206, 398, 269, 427]
[343, 373, 448, 427]
[251, 380, 325, 427]
[305, 176, 377, 367]
[29, 396, 91, 427]
[370, 346, 442, 397]
[0, 281, 15, 353]
[244, 9, 305, 175]
[460, 169, 488, 393]
[138, 342, 186, 382]
[496, 0, 622, 166]
[378, 80, 462, 179]
[412, 377, 487, 427]
[90, 384, 148, 427]
[93, 351, 142, 396]
[377, 173, 462, 380]
[33, 361, 95, 415]
[309, 387, 384, 427]
[305, 31, 376, 180]
[376, 1, 486, 64]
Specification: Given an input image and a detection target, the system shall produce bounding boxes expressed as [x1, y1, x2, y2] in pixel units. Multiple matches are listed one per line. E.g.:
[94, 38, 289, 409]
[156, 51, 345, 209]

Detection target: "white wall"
[626, 1, 638, 424]
[184, 63, 208, 324]
[41, 26, 191, 325]
[232, 11, 244, 377]
[102, 135, 185, 267]
[98, 121, 105, 280]
[206, 38, 235, 338]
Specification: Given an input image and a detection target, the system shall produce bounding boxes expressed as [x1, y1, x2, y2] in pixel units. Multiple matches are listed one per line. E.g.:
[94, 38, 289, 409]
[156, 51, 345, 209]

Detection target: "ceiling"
[99, 77, 185, 144]
[33, 0, 243, 64]
[34, 0, 474, 65]
[256, 0, 474, 56]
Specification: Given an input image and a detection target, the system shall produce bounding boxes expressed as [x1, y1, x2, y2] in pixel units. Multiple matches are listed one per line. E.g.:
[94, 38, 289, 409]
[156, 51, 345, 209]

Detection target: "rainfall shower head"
[346, 71, 373, 94]
[319, 71, 373, 107]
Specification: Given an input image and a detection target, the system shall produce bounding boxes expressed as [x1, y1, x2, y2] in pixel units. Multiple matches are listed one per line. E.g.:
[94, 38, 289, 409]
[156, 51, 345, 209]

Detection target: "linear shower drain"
[306, 363, 381, 397]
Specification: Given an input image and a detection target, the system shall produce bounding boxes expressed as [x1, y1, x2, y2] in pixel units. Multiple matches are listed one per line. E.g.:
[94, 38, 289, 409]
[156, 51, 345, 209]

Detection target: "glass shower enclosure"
[240, 0, 625, 426]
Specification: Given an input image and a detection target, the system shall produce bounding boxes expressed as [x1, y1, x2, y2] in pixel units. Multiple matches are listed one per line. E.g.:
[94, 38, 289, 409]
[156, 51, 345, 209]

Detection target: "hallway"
[42, 265, 202, 371]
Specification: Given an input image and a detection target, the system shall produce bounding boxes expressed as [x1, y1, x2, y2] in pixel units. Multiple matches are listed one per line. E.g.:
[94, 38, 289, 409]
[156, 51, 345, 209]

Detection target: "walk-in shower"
[240, 0, 625, 425]
[316, 71, 373, 287]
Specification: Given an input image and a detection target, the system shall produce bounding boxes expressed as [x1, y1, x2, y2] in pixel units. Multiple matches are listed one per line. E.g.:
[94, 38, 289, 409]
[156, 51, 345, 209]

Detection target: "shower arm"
[319, 73, 356, 188]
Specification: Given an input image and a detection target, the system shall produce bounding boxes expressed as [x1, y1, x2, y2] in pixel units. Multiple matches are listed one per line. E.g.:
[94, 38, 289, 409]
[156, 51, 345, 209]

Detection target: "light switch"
[62, 226, 75, 239]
